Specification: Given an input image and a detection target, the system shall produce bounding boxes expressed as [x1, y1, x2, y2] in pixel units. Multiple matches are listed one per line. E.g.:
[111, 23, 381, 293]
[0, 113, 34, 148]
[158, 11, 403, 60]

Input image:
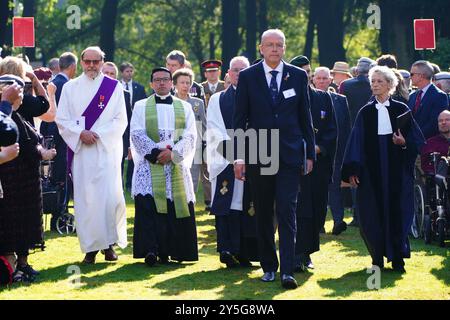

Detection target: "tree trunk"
[246, 0, 257, 62]
[23, 0, 36, 62]
[257, 0, 267, 41]
[303, 0, 318, 60]
[0, 0, 13, 57]
[100, 0, 119, 62]
[315, 0, 346, 67]
[209, 32, 215, 59]
[221, 0, 240, 74]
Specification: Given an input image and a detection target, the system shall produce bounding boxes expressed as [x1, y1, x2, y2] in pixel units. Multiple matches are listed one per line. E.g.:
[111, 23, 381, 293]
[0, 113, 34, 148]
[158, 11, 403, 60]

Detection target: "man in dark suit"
[312, 67, 351, 236]
[40, 52, 78, 230]
[234, 29, 315, 289]
[409, 61, 449, 140]
[119, 62, 147, 191]
[339, 57, 375, 227]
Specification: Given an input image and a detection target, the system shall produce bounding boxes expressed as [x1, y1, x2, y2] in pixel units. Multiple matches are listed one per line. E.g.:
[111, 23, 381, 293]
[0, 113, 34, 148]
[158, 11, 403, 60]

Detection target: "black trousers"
[247, 164, 300, 276]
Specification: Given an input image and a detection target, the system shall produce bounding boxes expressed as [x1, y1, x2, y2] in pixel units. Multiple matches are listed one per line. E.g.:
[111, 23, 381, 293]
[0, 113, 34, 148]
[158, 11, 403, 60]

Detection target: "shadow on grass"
[317, 268, 405, 298]
[153, 267, 314, 299]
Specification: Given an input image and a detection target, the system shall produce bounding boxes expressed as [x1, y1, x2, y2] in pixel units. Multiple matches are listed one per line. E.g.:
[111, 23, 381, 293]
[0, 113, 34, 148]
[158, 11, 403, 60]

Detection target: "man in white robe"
[56, 46, 128, 264]
[207, 56, 259, 268]
[130, 67, 198, 266]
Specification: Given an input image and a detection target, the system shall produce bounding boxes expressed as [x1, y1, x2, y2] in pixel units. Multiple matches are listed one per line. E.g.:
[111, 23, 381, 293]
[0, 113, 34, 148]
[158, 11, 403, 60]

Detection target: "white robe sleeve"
[206, 92, 230, 180]
[172, 101, 197, 166]
[55, 83, 83, 153]
[94, 85, 128, 153]
[130, 100, 158, 156]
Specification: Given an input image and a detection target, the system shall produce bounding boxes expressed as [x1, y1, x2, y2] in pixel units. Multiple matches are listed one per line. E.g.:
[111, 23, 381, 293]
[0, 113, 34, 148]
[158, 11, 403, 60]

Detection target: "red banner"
[13, 17, 35, 48]
[414, 19, 435, 50]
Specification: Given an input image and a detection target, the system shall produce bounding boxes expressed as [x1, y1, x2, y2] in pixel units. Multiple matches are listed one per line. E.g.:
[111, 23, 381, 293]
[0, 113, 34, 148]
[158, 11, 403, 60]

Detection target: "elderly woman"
[0, 74, 56, 283]
[172, 68, 206, 193]
[342, 66, 425, 273]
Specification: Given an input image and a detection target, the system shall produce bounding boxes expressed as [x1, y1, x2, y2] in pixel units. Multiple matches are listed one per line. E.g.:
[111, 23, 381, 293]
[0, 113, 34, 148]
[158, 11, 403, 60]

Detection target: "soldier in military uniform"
[201, 60, 226, 107]
[172, 68, 207, 194]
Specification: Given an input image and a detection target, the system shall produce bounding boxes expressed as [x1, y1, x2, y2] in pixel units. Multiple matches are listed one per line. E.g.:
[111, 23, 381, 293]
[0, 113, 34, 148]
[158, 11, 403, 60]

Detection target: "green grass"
[1, 189, 449, 300]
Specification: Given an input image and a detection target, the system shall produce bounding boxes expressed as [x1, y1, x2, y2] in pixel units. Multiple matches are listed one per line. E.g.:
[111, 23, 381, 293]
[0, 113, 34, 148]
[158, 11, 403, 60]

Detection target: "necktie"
[269, 70, 279, 103]
[413, 90, 422, 113]
[211, 85, 216, 93]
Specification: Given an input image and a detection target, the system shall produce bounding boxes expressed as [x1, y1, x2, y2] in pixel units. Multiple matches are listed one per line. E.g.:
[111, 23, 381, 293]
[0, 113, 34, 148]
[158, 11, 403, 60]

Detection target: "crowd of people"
[0, 28, 449, 289]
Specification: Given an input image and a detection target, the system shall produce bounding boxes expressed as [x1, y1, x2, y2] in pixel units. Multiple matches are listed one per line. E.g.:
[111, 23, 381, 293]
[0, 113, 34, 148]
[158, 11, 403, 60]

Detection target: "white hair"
[229, 56, 250, 69]
[261, 29, 286, 44]
[314, 67, 331, 77]
[369, 66, 399, 95]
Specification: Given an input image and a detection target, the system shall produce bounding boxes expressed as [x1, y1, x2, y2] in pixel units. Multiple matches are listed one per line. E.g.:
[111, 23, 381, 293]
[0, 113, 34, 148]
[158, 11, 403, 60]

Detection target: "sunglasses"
[83, 59, 102, 65]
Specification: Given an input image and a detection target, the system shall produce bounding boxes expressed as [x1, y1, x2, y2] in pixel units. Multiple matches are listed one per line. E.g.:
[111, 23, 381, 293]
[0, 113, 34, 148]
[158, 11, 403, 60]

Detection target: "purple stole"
[67, 76, 118, 174]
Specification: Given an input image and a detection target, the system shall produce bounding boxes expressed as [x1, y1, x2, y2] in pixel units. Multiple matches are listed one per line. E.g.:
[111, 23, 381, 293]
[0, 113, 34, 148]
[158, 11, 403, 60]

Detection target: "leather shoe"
[104, 246, 118, 261]
[392, 260, 406, 273]
[220, 251, 239, 268]
[261, 271, 276, 282]
[294, 264, 306, 273]
[82, 251, 98, 264]
[145, 252, 157, 267]
[281, 274, 298, 289]
[332, 221, 347, 235]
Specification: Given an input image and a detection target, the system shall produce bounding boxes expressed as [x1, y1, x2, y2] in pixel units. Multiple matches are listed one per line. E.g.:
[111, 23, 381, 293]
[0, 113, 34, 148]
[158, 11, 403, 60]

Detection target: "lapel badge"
[248, 202, 255, 216]
[220, 180, 229, 195]
[98, 95, 105, 109]
[321, 110, 326, 119]
[284, 72, 290, 81]
[194, 102, 199, 113]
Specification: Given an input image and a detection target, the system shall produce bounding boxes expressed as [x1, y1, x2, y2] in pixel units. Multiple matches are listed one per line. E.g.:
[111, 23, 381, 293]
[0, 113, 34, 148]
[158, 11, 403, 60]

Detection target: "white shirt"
[262, 60, 283, 91]
[418, 82, 432, 99]
[376, 99, 393, 135]
[121, 80, 133, 103]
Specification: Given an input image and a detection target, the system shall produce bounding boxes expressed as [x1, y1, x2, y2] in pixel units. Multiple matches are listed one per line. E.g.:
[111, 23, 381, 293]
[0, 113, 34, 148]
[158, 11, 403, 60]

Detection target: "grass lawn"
[0, 187, 448, 300]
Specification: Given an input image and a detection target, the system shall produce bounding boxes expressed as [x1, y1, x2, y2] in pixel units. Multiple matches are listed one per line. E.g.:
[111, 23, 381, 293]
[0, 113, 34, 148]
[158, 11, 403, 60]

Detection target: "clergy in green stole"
[145, 95, 190, 218]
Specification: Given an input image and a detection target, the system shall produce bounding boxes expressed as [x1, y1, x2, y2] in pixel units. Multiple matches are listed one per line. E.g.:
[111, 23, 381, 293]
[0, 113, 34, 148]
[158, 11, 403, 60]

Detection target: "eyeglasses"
[410, 72, 423, 77]
[153, 77, 171, 83]
[230, 68, 245, 73]
[262, 43, 284, 50]
[83, 59, 102, 65]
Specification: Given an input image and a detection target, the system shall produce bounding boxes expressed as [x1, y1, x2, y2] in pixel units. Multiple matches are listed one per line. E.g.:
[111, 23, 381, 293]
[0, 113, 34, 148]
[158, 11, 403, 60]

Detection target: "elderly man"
[56, 46, 128, 264]
[312, 67, 351, 236]
[234, 29, 315, 289]
[207, 56, 258, 268]
[434, 72, 450, 104]
[330, 61, 352, 91]
[409, 60, 449, 140]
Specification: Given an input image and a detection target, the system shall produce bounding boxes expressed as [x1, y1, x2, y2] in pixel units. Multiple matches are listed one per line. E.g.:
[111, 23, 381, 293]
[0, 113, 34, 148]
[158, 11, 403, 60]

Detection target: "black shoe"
[220, 251, 239, 268]
[301, 254, 314, 269]
[261, 271, 276, 282]
[348, 219, 359, 227]
[236, 255, 252, 268]
[144, 252, 157, 267]
[332, 221, 348, 235]
[392, 260, 406, 273]
[159, 255, 169, 264]
[281, 274, 298, 289]
[17, 264, 40, 277]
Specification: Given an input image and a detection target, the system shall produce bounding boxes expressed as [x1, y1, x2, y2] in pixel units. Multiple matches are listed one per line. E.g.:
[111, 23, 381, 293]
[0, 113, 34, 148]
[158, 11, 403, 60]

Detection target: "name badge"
[283, 88, 296, 99]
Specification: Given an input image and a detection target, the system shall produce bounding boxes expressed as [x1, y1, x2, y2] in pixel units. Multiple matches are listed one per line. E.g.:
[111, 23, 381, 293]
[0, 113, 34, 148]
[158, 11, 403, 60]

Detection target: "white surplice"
[129, 95, 197, 203]
[206, 92, 244, 211]
[56, 73, 128, 253]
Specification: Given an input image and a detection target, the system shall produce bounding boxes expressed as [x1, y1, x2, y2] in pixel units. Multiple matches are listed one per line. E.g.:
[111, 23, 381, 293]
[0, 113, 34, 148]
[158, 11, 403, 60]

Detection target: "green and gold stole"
[145, 95, 190, 218]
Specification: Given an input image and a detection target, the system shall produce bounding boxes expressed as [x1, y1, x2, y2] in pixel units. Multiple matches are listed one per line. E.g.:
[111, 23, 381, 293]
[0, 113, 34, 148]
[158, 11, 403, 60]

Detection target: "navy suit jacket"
[340, 75, 372, 125]
[408, 84, 449, 139]
[329, 92, 351, 165]
[52, 73, 69, 105]
[131, 81, 147, 107]
[234, 61, 315, 167]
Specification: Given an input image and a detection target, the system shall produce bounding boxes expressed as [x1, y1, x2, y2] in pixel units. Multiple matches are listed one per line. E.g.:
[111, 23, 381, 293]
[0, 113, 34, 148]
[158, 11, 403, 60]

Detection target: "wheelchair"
[415, 152, 450, 247]
[41, 136, 76, 235]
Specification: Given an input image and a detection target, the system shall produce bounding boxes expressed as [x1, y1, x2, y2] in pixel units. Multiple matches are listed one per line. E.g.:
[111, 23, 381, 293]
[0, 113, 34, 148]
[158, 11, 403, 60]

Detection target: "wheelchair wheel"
[56, 213, 76, 235]
[412, 183, 425, 238]
[424, 214, 432, 244]
[437, 219, 446, 247]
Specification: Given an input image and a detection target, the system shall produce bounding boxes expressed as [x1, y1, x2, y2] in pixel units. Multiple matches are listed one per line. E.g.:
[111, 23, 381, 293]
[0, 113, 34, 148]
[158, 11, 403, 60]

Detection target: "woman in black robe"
[342, 66, 425, 273]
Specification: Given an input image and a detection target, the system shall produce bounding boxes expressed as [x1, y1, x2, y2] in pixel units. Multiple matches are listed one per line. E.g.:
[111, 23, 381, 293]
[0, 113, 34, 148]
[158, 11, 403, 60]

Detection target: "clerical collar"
[155, 94, 173, 105]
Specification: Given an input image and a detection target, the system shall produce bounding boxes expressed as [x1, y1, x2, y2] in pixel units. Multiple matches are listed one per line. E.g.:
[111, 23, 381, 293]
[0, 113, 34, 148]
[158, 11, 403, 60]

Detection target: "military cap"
[201, 60, 222, 71]
[290, 55, 310, 68]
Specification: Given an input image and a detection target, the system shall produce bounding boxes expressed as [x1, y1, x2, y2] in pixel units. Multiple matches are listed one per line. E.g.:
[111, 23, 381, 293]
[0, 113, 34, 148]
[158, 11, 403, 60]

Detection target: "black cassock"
[296, 88, 337, 257]
[342, 98, 425, 265]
